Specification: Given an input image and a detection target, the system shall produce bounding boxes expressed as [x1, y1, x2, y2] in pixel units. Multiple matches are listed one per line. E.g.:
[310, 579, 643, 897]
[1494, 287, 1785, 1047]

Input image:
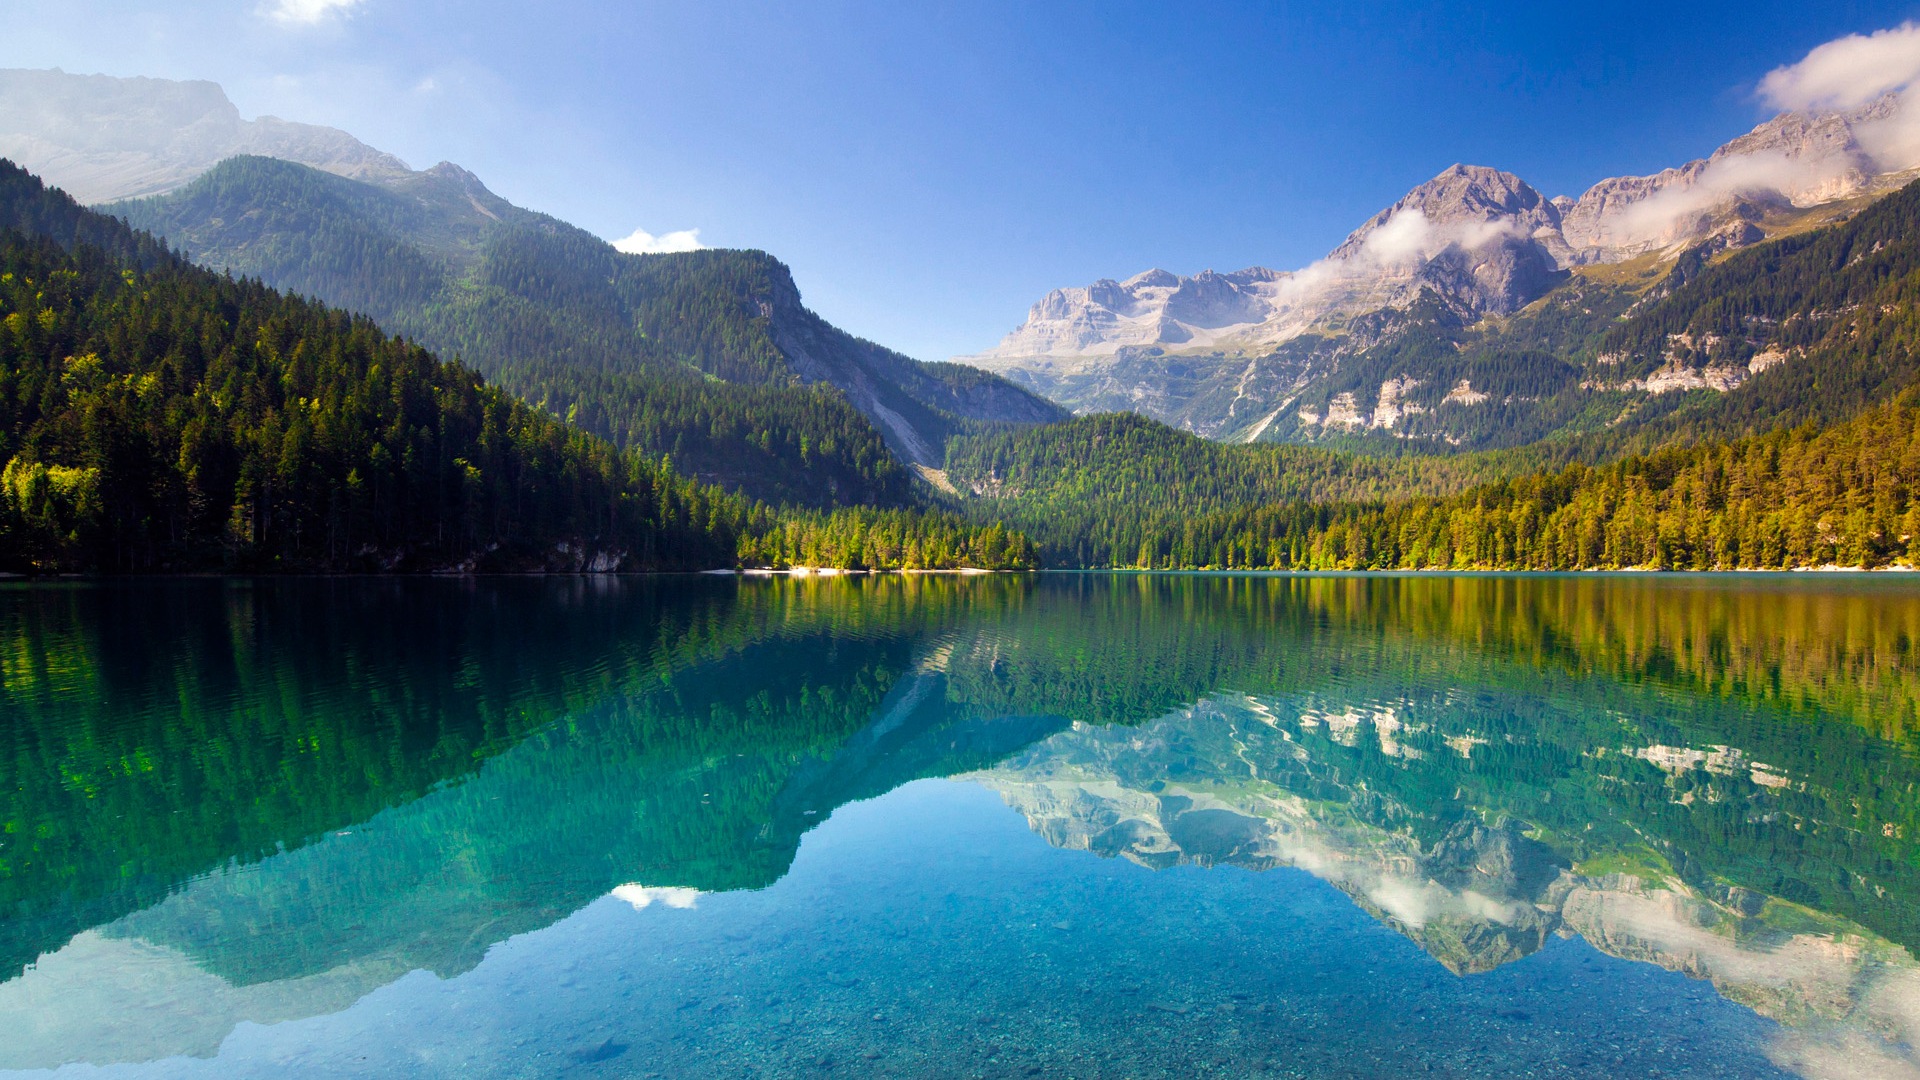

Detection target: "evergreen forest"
[17, 150, 1920, 574]
[0, 162, 1034, 573]
[111, 156, 1061, 509]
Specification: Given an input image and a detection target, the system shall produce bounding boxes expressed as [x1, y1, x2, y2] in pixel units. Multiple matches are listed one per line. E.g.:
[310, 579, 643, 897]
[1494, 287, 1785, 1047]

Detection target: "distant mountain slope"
[0, 68, 1062, 503]
[0, 160, 1039, 573]
[0, 161, 740, 573]
[965, 95, 1920, 442]
[1275, 172, 1920, 456]
[1153, 385, 1920, 572]
[109, 155, 1062, 502]
[0, 68, 410, 203]
[944, 181, 1920, 572]
[984, 167, 1920, 459]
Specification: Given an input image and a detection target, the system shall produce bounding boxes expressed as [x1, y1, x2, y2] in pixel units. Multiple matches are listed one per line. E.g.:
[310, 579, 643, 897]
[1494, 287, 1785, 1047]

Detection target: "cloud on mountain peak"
[613, 226, 704, 255]
[1759, 22, 1920, 112]
[1592, 24, 1920, 251]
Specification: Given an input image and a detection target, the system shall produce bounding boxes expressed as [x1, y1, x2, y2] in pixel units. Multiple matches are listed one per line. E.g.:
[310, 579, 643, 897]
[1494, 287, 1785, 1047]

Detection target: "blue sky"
[8, 1, 1919, 359]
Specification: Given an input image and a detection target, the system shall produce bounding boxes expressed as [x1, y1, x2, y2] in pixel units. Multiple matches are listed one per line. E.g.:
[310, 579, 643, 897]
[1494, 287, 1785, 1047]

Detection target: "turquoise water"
[4, 574, 1920, 1077]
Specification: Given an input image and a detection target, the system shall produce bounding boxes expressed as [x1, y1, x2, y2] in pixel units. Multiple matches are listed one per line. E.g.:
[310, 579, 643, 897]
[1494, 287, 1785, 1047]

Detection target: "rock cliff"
[964, 95, 1920, 437]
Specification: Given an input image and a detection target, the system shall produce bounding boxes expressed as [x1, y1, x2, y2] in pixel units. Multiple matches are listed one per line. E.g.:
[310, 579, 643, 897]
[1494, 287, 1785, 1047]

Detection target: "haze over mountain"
[0, 68, 411, 203]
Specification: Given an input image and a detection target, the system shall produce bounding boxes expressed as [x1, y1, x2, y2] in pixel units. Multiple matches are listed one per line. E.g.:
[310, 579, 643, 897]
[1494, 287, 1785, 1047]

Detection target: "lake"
[3, 572, 1919, 1078]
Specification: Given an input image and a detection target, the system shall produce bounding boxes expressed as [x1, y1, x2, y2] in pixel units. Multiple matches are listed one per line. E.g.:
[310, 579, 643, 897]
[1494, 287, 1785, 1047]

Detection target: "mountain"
[107, 154, 1062, 490]
[963, 95, 1920, 441]
[0, 159, 740, 572]
[0, 68, 410, 203]
[944, 174, 1920, 568]
[0, 70, 1063, 506]
[0, 160, 1036, 573]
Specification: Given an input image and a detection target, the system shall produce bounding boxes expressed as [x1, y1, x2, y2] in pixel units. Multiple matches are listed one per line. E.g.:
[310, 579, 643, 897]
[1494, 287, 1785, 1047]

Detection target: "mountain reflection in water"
[3, 573, 1920, 1078]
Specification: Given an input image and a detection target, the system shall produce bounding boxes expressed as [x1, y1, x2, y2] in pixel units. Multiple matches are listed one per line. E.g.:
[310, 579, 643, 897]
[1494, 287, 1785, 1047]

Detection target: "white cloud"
[1606, 150, 1858, 246]
[1760, 22, 1920, 112]
[1583, 24, 1920, 251]
[1275, 209, 1524, 305]
[262, 0, 365, 25]
[612, 225, 704, 255]
[1754, 22, 1920, 183]
[611, 884, 700, 911]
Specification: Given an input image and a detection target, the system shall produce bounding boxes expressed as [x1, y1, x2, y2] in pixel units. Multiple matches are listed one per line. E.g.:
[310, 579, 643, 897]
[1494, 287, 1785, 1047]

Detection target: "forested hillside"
[110, 157, 1061, 504]
[1238, 181, 1920, 457]
[0, 161, 1035, 573]
[24, 153, 1920, 574]
[939, 412, 1547, 565]
[1123, 390, 1920, 570]
[943, 179, 1920, 569]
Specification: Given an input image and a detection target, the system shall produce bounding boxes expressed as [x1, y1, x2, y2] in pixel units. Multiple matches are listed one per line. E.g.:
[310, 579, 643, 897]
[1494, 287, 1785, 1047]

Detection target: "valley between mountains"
[8, 66, 1920, 572]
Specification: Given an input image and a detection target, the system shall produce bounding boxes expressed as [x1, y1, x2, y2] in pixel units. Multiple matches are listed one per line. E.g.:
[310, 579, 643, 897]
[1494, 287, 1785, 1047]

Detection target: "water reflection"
[3, 574, 1920, 1077]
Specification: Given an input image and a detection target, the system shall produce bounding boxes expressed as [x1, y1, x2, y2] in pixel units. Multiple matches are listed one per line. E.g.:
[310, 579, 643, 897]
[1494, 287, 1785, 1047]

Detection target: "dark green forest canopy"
[0, 161, 1036, 573]
[948, 389, 1920, 571]
[109, 156, 1062, 507]
[940, 412, 1537, 566]
[1113, 391, 1920, 571]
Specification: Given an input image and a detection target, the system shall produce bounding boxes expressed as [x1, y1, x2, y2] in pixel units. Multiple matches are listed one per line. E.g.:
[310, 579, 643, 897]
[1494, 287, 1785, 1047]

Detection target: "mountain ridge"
[962, 95, 1920, 443]
[106, 153, 1065, 473]
[970, 96, 1920, 371]
[1, 68, 1064, 504]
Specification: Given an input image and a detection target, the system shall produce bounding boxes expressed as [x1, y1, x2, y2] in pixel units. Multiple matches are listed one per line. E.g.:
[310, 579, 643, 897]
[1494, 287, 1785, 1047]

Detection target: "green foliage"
[942, 412, 1536, 566]
[1115, 391, 1920, 570]
[0, 161, 1034, 573]
[739, 506, 1035, 571]
[0, 227, 735, 571]
[109, 157, 1062, 506]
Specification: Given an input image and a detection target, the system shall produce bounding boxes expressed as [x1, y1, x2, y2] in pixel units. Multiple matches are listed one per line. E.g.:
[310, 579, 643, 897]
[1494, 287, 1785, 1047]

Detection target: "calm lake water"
[4, 573, 1920, 1078]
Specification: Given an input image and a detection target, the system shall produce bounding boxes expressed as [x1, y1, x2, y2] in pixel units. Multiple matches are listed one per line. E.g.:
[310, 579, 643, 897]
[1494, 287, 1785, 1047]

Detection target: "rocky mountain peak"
[969, 89, 1920, 395]
[1332, 164, 1556, 262]
[1123, 268, 1179, 289]
[1716, 94, 1894, 163]
[425, 161, 484, 186]
[1390, 163, 1550, 221]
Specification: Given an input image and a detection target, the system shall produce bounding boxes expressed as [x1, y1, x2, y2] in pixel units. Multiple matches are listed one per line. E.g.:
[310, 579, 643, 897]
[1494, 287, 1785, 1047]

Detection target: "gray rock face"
[1331, 163, 1566, 263]
[964, 96, 1920, 434]
[1556, 96, 1902, 257]
[0, 68, 410, 203]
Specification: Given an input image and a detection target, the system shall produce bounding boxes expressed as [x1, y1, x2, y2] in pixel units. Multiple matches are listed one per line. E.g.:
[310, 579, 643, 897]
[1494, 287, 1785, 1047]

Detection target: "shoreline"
[7, 565, 1919, 581]
[714, 566, 1001, 577]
